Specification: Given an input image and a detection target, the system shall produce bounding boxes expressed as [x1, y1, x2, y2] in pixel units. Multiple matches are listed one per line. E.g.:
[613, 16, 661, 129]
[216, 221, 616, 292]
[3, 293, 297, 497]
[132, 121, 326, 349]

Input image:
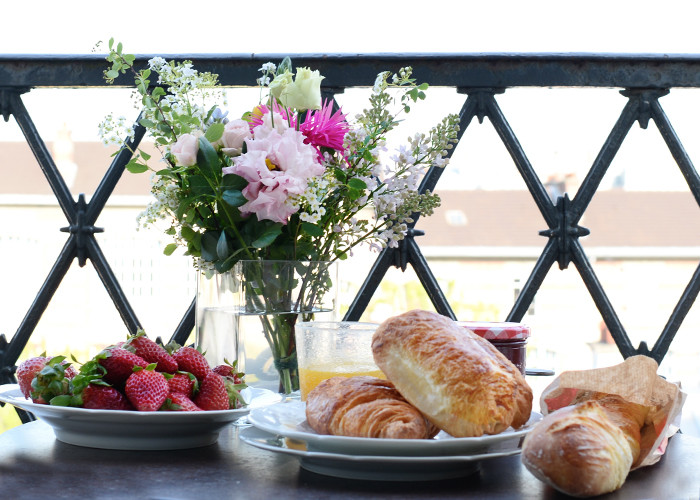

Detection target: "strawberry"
[16, 355, 78, 402]
[212, 359, 245, 385]
[125, 330, 178, 374]
[165, 371, 197, 398]
[29, 356, 75, 404]
[63, 363, 79, 379]
[98, 347, 148, 386]
[81, 383, 133, 410]
[163, 392, 202, 412]
[16, 356, 49, 399]
[124, 364, 169, 411]
[212, 359, 247, 409]
[193, 371, 229, 411]
[171, 346, 211, 382]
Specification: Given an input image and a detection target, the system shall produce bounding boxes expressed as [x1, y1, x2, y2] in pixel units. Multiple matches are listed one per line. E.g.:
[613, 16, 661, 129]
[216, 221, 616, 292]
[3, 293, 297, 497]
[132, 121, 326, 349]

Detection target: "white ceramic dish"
[247, 400, 541, 456]
[0, 384, 282, 450]
[239, 426, 524, 481]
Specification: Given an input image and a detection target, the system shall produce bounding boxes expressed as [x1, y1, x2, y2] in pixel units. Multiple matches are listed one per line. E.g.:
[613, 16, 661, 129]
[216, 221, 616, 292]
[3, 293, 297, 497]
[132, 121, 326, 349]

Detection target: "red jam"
[488, 338, 528, 374]
[456, 321, 530, 375]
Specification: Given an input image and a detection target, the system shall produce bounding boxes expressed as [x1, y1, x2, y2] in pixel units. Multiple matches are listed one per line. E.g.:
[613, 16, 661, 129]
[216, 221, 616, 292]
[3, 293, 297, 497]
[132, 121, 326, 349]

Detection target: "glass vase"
[196, 260, 338, 396]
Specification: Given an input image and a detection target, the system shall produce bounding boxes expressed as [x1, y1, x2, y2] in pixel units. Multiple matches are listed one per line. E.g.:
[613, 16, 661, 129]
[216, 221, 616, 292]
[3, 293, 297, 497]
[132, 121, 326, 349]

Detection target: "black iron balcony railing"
[2, 53, 700, 422]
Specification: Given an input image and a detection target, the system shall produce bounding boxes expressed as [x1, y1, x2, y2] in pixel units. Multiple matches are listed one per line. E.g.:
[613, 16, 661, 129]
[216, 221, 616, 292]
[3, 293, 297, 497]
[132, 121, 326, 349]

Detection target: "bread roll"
[371, 309, 533, 437]
[305, 376, 439, 439]
[521, 394, 648, 497]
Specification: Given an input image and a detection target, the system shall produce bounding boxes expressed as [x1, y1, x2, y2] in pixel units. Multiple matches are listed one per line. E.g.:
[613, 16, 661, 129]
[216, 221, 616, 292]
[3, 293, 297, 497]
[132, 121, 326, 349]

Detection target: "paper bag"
[539, 355, 686, 469]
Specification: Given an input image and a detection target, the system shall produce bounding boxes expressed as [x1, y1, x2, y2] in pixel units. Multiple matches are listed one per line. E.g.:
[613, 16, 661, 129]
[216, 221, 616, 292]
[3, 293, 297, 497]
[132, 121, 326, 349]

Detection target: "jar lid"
[456, 321, 530, 340]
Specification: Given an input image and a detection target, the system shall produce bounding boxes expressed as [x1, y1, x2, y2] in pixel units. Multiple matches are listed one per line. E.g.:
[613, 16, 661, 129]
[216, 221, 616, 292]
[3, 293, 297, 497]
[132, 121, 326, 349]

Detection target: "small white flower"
[259, 62, 277, 73]
[372, 71, 390, 94]
[148, 57, 166, 70]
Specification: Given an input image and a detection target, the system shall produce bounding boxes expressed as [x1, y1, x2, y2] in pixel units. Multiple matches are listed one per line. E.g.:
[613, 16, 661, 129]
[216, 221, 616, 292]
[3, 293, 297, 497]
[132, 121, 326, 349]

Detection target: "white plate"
[0, 384, 282, 450]
[247, 400, 541, 456]
[239, 426, 523, 481]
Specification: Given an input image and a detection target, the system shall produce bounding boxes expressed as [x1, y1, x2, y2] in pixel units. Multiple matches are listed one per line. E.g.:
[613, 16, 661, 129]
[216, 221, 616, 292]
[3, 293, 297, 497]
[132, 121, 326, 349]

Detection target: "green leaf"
[348, 188, 363, 200]
[347, 178, 367, 190]
[251, 224, 283, 248]
[205, 122, 225, 143]
[105, 69, 119, 79]
[163, 243, 178, 256]
[140, 118, 155, 128]
[222, 189, 247, 208]
[218, 248, 247, 273]
[181, 226, 198, 243]
[155, 168, 176, 178]
[184, 208, 196, 224]
[158, 122, 173, 135]
[222, 173, 248, 190]
[333, 167, 347, 183]
[200, 231, 220, 262]
[176, 196, 195, 221]
[49, 395, 74, 407]
[214, 260, 233, 273]
[139, 150, 151, 161]
[278, 56, 293, 74]
[216, 231, 230, 259]
[301, 222, 324, 237]
[189, 175, 214, 196]
[197, 136, 220, 181]
[187, 231, 202, 253]
[295, 240, 315, 258]
[125, 160, 148, 174]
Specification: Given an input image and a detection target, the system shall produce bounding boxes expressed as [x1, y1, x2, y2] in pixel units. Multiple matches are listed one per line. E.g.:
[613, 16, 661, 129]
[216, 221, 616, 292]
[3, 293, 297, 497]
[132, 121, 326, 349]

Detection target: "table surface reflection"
[0, 420, 698, 499]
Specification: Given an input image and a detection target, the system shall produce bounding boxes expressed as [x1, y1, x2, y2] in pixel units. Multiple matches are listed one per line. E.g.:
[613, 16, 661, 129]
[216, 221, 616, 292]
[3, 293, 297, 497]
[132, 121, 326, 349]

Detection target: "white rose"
[268, 71, 294, 102]
[282, 67, 324, 111]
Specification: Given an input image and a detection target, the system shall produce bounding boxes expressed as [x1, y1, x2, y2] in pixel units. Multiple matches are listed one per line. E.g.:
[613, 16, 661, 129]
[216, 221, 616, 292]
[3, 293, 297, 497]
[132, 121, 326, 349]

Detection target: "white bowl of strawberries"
[0, 331, 282, 450]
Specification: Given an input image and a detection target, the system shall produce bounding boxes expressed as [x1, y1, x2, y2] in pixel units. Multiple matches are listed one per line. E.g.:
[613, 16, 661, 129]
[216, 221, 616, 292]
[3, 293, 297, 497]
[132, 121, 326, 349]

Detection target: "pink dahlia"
[300, 100, 349, 157]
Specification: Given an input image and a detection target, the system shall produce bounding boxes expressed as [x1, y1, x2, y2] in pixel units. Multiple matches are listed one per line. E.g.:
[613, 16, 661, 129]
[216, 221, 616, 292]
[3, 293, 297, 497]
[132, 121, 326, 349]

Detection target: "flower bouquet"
[100, 39, 459, 393]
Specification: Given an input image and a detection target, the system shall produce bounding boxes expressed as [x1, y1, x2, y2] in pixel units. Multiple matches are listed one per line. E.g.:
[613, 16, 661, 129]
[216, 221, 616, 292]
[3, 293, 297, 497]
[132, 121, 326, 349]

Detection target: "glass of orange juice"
[296, 321, 384, 400]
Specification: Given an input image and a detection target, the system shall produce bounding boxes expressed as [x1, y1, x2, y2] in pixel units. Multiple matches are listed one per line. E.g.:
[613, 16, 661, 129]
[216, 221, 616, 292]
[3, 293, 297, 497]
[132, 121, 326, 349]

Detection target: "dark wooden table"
[1, 420, 698, 499]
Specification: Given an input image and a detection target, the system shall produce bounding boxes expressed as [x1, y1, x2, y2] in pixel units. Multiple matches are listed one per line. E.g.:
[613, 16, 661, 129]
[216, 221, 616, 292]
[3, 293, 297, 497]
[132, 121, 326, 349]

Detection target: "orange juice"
[299, 363, 386, 400]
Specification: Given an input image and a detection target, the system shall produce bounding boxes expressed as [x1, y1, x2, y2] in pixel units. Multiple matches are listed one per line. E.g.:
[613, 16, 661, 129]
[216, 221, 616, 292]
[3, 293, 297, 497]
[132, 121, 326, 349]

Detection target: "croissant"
[371, 309, 533, 437]
[305, 376, 439, 439]
[521, 393, 649, 497]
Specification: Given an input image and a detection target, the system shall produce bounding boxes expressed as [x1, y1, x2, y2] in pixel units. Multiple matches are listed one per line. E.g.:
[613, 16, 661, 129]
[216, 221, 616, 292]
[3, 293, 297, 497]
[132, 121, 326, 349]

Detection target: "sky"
[4, 0, 700, 55]
[4, 0, 700, 191]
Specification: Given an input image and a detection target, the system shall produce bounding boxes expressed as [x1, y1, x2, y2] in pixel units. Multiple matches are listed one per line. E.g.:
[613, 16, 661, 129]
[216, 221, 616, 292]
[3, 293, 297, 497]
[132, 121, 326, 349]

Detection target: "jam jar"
[456, 321, 530, 375]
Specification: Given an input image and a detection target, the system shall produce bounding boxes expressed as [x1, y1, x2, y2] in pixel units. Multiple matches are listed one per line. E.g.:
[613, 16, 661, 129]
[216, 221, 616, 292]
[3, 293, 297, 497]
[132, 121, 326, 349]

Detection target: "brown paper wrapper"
[539, 355, 686, 469]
